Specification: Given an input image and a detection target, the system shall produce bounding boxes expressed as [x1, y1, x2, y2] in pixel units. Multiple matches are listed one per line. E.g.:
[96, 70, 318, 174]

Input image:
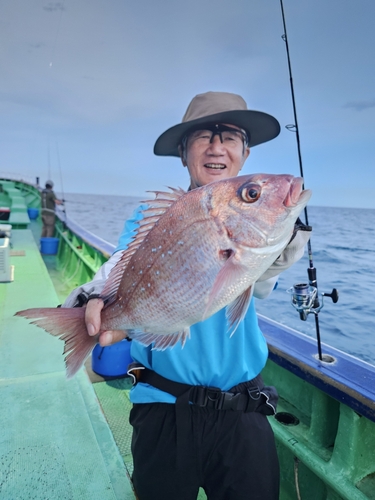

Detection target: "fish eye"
[240, 183, 261, 203]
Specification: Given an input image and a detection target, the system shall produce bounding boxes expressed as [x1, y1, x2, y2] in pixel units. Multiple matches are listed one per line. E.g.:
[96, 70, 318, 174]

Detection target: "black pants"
[130, 402, 279, 500]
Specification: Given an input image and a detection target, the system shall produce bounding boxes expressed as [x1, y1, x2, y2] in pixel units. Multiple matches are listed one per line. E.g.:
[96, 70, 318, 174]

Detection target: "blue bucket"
[40, 237, 59, 255]
[92, 340, 133, 377]
[27, 207, 39, 220]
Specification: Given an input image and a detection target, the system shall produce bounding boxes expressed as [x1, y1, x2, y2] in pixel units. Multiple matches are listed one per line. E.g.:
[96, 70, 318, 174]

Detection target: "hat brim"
[154, 109, 280, 157]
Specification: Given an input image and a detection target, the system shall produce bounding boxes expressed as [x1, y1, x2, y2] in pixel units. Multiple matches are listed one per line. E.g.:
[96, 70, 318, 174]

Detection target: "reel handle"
[322, 288, 339, 304]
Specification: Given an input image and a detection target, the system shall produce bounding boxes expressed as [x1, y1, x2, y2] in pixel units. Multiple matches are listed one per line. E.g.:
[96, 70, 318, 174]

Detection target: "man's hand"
[86, 298, 128, 345]
[257, 220, 312, 283]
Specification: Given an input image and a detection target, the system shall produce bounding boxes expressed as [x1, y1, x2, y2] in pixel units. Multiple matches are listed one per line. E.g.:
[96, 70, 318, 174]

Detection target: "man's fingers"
[99, 330, 128, 346]
[85, 298, 104, 336]
[85, 298, 128, 345]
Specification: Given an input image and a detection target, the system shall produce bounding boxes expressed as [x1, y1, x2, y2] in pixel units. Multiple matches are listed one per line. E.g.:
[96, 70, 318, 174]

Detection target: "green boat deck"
[2, 179, 375, 500]
[0, 228, 136, 499]
[0, 180, 32, 228]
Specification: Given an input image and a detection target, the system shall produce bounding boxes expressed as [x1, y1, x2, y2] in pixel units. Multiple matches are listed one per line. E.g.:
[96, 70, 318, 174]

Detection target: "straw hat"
[154, 91, 280, 157]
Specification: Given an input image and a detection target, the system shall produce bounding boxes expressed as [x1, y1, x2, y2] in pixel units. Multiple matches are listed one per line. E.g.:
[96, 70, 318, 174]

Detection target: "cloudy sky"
[1, 0, 374, 208]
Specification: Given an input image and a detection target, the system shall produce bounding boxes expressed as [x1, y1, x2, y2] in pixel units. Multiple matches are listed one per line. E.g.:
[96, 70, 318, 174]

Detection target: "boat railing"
[53, 206, 115, 291]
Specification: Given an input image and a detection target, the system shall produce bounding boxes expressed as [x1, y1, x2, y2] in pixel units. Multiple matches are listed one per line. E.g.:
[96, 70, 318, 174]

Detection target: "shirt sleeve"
[115, 204, 147, 252]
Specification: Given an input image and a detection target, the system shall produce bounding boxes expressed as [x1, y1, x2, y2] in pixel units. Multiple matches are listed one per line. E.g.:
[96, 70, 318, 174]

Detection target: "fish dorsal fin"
[100, 249, 135, 305]
[101, 188, 186, 305]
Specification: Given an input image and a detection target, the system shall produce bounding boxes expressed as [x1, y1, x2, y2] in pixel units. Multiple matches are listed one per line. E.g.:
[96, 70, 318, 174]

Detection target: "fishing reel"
[287, 282, 339, 321]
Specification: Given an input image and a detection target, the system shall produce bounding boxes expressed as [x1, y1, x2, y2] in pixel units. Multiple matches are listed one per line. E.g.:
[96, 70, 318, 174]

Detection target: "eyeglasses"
[184, 124, 249, 148]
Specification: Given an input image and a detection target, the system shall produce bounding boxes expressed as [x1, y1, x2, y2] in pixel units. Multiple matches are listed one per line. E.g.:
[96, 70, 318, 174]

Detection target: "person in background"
[41, 180, 63, 238]
[64, 91, 311, 499]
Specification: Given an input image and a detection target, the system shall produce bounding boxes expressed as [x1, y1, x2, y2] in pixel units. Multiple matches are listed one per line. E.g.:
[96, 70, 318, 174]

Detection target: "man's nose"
[207, 134, 225, 153]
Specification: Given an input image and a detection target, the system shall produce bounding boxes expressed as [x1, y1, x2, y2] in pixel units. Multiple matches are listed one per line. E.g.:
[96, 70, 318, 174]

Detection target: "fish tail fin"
[15, 307, 97, 378]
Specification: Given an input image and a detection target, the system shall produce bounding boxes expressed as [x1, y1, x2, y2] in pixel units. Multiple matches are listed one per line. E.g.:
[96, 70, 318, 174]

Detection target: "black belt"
[127, 363, 275, 414]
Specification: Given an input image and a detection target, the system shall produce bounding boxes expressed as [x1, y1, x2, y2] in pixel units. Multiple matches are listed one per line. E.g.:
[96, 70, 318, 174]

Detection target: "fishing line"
[280, 0, 310, 238]
[280, 0, 338, 360]
[49, 0, 65, 68]
[56, 140, 67, 225]
[56, 141, 65, 200]
[47, 140, 52, 180]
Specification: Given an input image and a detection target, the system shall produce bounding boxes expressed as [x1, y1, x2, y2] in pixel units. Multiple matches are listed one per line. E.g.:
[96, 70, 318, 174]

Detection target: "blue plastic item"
[92, 340, 133, 377]
[27, 207, 39, 220]
[40, 237, 59, 255]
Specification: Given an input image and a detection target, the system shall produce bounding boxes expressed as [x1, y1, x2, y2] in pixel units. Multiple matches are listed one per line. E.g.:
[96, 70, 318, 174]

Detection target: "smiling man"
[179, 124, 250, 188]
[154, 91, 279, 190]
[64, 91, 311, 500]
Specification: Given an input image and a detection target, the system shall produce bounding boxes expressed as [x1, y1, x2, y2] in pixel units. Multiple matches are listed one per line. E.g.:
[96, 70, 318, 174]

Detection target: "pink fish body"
[16, 174, 311, 377]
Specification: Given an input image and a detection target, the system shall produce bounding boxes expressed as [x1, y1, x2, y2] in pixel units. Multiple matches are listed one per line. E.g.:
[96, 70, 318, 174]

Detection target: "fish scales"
[15, 173, 312, 378]
[101, 187, 232, 332]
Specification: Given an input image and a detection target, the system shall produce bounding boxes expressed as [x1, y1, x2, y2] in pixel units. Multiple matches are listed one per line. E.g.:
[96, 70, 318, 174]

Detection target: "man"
[41, 180, 63, 238]
[64, 92, 311, 499]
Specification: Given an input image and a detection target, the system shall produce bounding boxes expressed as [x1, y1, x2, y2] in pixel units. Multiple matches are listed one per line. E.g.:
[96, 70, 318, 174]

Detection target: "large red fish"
[16, 174, 311, 377]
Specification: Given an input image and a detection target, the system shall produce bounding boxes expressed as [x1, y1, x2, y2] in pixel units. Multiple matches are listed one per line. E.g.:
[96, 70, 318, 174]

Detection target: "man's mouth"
[204, 163, 226, 170]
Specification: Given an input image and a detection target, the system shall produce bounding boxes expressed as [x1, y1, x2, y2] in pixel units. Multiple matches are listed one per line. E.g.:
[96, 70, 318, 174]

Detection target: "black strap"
[138, 367, 269, 413]
[139, 367, 192, 397]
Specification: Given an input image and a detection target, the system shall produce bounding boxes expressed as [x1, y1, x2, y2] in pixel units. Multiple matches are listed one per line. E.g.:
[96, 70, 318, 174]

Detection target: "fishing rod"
[280, 0, 338, 361]
[47, 141, 52, 181]
[56, 140, 67, 228]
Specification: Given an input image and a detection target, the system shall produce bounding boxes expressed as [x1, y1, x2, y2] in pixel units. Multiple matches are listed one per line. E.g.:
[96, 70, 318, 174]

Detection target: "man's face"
[180, 123, 250, 189]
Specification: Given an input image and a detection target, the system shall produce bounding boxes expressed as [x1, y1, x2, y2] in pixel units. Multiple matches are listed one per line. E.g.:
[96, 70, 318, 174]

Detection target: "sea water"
[63, 193, 375, 366]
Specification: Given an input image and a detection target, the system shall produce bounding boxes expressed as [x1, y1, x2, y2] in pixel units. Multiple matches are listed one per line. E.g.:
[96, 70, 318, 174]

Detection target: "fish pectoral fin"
[129, 328, 190, 350]
[203, 253, 248, 320]
[226, 286, 253, 337]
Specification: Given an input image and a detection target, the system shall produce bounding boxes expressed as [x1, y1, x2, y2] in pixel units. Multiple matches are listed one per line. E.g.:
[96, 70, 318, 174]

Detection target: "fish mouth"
[284, 177, 312, 207]
[246, 236, 291, 255]
[204, 163, 226, 170]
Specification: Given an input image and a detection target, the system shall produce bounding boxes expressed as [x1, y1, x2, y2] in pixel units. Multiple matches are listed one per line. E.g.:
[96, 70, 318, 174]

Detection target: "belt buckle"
[206, 389, 242, 410]
[206, 387, 224, 409]
[194, 386, 223, 409]
[194, 387, 243, 410]
[221, 392, 242, 410]
[248, 387, 261, 400]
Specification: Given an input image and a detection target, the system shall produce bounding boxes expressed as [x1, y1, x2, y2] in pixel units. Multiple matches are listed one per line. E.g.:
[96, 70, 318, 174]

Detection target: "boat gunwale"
[260, 314, 375, 423]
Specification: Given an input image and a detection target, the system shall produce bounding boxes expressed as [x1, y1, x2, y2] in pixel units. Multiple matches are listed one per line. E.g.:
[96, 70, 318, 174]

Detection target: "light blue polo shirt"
[115, 206, 269, 404]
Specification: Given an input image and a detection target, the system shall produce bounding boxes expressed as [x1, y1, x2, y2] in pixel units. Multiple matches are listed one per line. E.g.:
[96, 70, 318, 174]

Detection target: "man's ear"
[178, 145, 187, 167]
